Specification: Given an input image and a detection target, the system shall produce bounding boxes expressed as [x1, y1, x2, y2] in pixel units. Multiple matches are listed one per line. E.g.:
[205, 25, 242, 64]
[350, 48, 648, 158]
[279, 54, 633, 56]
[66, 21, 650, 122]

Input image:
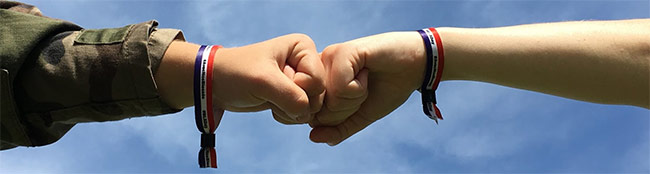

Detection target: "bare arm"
[155, 41, 199, 109]
[155, 34, 326, 123]
[311, 19, 650, 145]
[440, 19, 650, 108]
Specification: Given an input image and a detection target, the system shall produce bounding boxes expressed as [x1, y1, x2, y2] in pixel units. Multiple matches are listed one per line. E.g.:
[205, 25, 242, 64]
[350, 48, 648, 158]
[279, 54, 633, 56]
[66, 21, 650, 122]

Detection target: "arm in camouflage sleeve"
[1, 1, 325, 149]
[1, 1, 183, 149]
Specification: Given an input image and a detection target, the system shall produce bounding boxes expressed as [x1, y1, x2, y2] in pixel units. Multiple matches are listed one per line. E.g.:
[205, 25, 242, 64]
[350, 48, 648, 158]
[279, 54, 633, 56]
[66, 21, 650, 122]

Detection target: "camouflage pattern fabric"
[0, 0, 43, 17]
[1, 1, 183, 150]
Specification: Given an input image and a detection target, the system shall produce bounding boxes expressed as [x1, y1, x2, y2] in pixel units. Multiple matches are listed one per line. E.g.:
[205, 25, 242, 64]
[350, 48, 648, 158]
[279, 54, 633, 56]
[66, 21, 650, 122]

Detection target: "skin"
[151, 19, 649, 146]
[310, 19, 650, 146]
[154, 33, 325, 124]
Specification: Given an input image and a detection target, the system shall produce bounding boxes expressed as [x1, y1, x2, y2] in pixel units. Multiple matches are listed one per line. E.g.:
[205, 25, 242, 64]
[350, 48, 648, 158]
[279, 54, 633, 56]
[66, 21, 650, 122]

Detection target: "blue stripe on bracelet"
[418, 30, 433, 91]
[194, 45, 207, 131]
[423, 28, 438, 89]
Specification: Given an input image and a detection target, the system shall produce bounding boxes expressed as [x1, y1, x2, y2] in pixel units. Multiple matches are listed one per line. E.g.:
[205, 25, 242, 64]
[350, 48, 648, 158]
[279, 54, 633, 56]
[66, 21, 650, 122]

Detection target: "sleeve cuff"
[148, 28, 185, 74]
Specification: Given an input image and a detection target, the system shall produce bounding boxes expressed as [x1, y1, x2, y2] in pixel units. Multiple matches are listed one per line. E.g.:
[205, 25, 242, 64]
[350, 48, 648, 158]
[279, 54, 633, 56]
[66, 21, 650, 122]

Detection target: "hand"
[309, 32, 427, 145]
[212, 34, 325, 124]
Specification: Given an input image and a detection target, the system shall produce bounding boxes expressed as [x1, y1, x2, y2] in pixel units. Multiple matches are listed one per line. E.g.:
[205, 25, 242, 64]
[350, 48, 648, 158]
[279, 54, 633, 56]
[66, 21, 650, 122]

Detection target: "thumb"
[255, 71, 310, 120]
[309, 111, 375, 146]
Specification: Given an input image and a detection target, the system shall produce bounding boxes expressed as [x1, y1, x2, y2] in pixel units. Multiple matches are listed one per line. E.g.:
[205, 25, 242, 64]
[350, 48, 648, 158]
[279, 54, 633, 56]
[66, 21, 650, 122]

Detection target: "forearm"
[155, 41, 200, 109]
[155, 34, 324, 122]
[438, 19, 650, 108]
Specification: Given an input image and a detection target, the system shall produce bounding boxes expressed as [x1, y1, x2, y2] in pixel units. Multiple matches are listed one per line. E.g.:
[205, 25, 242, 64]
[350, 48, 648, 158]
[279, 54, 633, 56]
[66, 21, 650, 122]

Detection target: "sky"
[1, 0, 649, 173]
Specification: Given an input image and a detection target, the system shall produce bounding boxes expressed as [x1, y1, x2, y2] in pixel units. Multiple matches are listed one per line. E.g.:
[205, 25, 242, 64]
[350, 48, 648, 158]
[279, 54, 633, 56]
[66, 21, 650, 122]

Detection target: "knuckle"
[273, 115, 293, 125]
[287, 33, 312, 42]
[326, 90, 364, 111]
[322, 44, 341, 56]
[296, 73, 325, 97]
[336, 84, 367, 99]
[273, 112, 298, 125]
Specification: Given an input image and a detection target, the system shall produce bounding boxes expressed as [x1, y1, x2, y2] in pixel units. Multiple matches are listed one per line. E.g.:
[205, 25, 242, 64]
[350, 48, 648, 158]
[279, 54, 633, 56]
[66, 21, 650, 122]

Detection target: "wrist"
[415, 28, 445, 121]
[409, 31, 428, 91]
[353, 32, 427, 91]
[156, 41, 201, 109]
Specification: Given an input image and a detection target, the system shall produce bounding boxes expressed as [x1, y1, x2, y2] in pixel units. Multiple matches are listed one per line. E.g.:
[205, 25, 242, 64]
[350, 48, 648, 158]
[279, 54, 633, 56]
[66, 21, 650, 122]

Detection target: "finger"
[270, 104, 303, 125]
[291, 53, 325, 96]
[325, 68, 368, 112]
[255, 72, 310, 119]
[283, 64, 296, 79]
[309, 111, 376, 146]
[322, 44, 365, 99]
[295, 72, 325, 114]
[273, 112, 301, 125]
[308, 116, 322, 128]
[308, 91, 324, 118]
[285, 63, 320, 121]
[314, 103, 360, 126]
[278, 34, 326, 113]
[286, 64, 324, 116]
[311, 76, 414, 146]
[311, 45, 367, 127]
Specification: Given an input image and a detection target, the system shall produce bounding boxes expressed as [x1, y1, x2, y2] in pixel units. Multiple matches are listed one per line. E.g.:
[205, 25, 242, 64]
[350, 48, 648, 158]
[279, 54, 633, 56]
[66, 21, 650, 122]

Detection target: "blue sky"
[1, 0, 649, 173]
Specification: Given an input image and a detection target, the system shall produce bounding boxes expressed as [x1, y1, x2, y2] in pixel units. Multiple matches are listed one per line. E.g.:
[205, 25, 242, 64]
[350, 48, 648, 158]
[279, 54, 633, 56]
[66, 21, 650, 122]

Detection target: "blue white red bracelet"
[193, 45, 224, 168]
[417, 28, 445, 123]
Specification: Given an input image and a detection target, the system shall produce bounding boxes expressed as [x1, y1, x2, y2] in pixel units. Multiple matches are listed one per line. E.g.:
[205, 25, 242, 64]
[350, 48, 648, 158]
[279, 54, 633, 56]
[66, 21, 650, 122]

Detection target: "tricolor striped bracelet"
[417, 28, 445, 123]
[193, 45, 224, 168]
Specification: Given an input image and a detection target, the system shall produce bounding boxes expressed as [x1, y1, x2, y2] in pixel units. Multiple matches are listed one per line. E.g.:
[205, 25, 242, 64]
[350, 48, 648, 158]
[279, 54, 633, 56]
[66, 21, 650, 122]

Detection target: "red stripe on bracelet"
[429, 27, 444, 90]
[206, 46, 218, 132]
[210, 148, 217, 168]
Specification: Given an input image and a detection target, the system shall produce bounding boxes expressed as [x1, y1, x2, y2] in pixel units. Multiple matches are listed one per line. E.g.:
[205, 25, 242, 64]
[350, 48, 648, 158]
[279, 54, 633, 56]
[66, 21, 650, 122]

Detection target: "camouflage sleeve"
[1, 1, 184, 149]
[0, 0, 45, 17]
